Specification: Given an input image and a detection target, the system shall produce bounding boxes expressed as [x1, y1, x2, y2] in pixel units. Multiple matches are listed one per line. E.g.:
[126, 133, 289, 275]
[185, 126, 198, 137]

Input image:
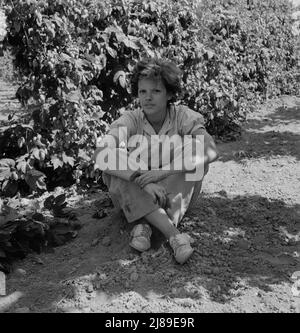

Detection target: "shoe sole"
[129, 241, 151, 252]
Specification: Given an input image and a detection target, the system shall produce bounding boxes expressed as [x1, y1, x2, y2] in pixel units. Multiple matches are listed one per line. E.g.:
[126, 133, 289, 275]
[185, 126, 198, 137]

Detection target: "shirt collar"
[139, 105, 175, 135]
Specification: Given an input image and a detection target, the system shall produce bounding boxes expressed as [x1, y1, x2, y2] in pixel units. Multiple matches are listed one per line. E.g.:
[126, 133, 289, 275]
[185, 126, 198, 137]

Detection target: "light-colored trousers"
[101, 138, 208, 226]
[103, 172, 205, 227]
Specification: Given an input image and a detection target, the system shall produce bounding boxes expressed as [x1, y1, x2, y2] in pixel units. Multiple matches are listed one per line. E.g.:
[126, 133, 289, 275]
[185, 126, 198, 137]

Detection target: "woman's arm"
[165, 131, 218, 175]
[133, 131, 218, 187]
[94, 134, 137, 182]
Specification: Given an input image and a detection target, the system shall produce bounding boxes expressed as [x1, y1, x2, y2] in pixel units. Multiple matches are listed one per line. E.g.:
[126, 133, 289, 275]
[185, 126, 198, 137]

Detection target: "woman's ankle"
[144, 208, 179, 240]
[167, 229, 180, 240]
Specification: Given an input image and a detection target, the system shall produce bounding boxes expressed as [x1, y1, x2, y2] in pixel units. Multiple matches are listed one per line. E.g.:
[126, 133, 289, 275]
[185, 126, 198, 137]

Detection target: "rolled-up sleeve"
[95, 111, 139, 179]
[104, 112, 137, 146]
[178, 106, 206, 137]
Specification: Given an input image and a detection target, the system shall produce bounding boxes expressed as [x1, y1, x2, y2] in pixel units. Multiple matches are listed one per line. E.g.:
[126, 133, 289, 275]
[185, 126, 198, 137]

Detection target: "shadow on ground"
[218, 102, 300, 163]
[4, 189, 298, 312]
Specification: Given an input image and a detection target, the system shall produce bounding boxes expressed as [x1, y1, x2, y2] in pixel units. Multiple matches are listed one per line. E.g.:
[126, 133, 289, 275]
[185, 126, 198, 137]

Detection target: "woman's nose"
[145, 92, 153, 100]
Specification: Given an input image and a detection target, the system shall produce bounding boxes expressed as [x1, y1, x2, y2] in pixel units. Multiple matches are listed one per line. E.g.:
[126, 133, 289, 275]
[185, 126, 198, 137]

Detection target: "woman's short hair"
[130, 58, 182, 101]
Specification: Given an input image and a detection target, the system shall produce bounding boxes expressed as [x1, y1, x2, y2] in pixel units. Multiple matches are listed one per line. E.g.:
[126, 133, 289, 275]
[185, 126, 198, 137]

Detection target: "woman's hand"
[143, 183, 168, 208]
[134, 170, 170, 188]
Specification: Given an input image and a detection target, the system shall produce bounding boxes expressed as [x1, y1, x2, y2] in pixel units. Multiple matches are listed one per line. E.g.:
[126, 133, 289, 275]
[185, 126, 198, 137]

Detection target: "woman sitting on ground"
[94, 57, 218, 264]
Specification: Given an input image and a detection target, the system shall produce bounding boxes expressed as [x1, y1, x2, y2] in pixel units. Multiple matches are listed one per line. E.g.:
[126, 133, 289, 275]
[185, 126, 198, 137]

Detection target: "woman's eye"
[138, 89, 161, 94]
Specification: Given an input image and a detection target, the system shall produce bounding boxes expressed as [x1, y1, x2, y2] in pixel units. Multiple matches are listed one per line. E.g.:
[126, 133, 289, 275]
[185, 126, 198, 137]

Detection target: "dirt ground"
[0, 57, 300, 313]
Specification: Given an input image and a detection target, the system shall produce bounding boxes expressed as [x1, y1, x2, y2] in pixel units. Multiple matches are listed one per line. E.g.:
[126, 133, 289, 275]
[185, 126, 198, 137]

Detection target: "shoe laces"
[170, 233, 191, 249]
[132, 223, 151, 238]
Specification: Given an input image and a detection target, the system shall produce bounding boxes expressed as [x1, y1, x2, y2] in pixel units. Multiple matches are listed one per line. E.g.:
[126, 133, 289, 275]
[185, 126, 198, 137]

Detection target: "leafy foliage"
[184, 0, 300, 135]
[0, 8, 7, 42]
[0, 193, 80, 273]
[0, 0, 299, 195]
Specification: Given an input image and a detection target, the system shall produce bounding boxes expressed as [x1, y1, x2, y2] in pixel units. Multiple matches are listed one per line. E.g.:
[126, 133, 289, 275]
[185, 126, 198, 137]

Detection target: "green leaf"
[0, 167, 11, 182]
[1, 180, 18, 197]
[44, 195, 55, 210]
[51, 155, 63, 170]
[84, 54, 96, 65]
[105, 26, 123, 35]
[14, 21, 21, 33]
[65, 80, 76, 91]
[54, 194, 66, 207]
[65, 90, 82, 104]
[145, 48, 155, 58]
[44, 19, 53, 31]
[75, 59, 87, 69]
[113, 70, 126, 84]
[59, 53, 72, 63]
[62, 152, 75, 167]
[78, 149, 91, 161]
[53, 13, 64, 28]
[25, 169, 46, 191]
[206, 49, 215, 59]
[0, 205, 18, 226]
[123, 37, 139, 50]
[0, 159, 15, 169]
[32, 148, 40, 160]
[35, 10, 43, 26]
[0, 159, 15, 182]
[106, 46, 117, 58]
[36, 178, 47, 191]
[119, 75, 126, 88]
[32, 213, 45, 222]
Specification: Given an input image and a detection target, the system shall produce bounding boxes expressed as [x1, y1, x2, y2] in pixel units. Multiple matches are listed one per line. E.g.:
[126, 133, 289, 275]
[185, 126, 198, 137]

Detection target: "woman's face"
[137, 78, 172, 117]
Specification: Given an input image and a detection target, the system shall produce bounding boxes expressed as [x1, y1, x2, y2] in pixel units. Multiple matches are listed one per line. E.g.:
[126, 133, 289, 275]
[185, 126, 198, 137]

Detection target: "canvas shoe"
[129, 223, 152, 252]
[169, 233, 194, 264]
